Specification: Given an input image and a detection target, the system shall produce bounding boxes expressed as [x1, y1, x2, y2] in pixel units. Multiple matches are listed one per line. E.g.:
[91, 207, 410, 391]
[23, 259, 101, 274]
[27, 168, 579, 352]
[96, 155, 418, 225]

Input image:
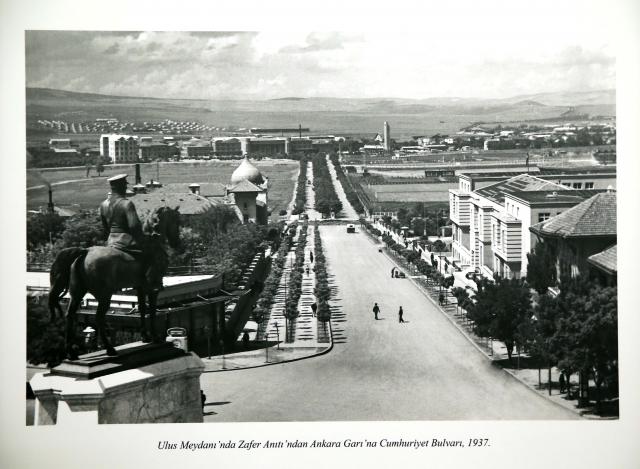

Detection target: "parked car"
[346, 224, 356, 233]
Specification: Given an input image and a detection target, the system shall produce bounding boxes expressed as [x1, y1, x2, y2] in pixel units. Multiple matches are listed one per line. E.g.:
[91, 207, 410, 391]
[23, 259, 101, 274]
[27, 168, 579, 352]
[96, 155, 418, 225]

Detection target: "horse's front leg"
[96, 297, 117, 356]
[148, 290, 163, 343]
[137, 287, 150, 343]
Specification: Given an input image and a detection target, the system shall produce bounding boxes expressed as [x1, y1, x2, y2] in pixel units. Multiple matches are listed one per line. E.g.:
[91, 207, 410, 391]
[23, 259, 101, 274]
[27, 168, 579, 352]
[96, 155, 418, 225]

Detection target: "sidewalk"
[305, 161, 323, 221]
[203, 211, 333, 372]
[326, 154, 359, 220]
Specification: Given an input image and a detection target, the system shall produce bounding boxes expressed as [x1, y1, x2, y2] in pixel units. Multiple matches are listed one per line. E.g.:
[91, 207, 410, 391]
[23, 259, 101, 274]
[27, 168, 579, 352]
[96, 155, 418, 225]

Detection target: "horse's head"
[145, 206, 181, 249]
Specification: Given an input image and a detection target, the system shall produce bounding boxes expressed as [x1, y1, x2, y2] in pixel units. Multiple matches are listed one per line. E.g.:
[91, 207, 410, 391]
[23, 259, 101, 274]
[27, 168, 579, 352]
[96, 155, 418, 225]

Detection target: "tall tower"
[383, 121, 391, 152]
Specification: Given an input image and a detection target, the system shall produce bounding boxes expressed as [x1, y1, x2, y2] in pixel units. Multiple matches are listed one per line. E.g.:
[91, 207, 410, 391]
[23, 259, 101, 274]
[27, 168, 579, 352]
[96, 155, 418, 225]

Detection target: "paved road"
[326, 154, 359, 220]
[201, 226, 577, 421]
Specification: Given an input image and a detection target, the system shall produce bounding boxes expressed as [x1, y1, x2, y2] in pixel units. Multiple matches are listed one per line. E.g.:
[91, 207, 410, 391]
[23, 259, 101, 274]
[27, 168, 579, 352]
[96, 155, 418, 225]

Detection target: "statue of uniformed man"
[100, 174, 144, 253]
[100, 174, 166, 291]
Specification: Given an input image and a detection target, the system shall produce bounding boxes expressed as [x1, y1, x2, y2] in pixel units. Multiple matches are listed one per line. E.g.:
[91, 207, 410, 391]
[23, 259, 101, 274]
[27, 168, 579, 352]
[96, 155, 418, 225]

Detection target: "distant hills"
[26, 87, 616, 138]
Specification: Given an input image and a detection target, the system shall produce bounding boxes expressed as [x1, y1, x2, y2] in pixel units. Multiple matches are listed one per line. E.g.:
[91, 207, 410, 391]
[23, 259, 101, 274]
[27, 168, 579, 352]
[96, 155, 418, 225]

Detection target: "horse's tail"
[48, 247, 88, 320]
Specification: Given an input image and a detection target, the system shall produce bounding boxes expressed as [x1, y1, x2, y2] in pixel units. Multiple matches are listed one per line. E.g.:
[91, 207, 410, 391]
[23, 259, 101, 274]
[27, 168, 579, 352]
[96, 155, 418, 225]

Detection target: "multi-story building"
[100, 134, 139, 163]
[212, 137, 242, 157]
[450, 171, 613, 279]
[286, 137, 314, 155]
[247, 137, 287, 156]
[139, 143, 179, 161]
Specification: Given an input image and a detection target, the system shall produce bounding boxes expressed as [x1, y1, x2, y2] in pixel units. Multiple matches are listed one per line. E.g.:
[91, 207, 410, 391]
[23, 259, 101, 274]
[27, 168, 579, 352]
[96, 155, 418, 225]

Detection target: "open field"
[364, 182, 453, 203]
[27, 160, 299, 217]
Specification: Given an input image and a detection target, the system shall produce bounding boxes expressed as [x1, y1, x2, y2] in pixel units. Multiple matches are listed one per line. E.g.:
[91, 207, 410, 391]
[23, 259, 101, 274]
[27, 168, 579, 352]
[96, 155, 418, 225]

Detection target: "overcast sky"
[25, 28, 615, 100]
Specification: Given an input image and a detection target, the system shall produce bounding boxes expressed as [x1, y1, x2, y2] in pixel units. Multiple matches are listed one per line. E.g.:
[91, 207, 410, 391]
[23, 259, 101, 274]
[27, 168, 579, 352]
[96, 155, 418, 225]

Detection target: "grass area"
[362, 182, 453, 203]
[27, 160, 299, 219]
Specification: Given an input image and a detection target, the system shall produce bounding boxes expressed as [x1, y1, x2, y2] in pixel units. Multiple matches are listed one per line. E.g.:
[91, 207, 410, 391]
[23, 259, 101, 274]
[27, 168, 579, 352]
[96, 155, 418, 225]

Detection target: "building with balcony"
[449, 170, 611, 279]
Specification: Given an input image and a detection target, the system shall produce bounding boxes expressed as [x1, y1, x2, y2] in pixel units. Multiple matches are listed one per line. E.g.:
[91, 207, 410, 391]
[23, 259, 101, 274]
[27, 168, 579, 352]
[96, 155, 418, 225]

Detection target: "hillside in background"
[26, 87, 616, 139]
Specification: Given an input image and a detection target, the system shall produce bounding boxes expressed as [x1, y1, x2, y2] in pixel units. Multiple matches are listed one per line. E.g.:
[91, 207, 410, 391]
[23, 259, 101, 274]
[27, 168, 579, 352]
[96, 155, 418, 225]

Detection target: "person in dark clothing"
[373, 303, 380, 320]
[242, 332, 249, 350]
[310, 251, 314, 263]
[310, 302, 317, 317]
[200, 390, 206, 411]
[398, 306, 405, 323]
[391, 267, 395, 278]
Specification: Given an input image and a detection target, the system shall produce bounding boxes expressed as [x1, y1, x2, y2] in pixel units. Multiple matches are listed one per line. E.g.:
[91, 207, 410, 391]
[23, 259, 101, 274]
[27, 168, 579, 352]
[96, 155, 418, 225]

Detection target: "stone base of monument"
[30, 342, 205, 425]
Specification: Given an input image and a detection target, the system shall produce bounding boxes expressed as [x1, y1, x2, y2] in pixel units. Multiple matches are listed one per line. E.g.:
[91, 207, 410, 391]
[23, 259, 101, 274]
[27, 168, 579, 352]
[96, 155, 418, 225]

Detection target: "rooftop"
[228, 179, 263, 193]
[588, 244, 617, 275]
[161, 182, 227, 198]
[530, 192, 617, 238]
[133, 191, 215, 216]
[506, 189, 606, 205]
[475, 174, 568, 205]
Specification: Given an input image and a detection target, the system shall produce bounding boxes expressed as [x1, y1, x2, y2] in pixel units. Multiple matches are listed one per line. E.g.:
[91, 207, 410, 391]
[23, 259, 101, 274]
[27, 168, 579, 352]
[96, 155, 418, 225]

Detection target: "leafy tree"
[27, 298, 67, 367]
[467, 277, 532, 361]
[433, 239, 446, 253]
[397, 208, 410, 226]
[411, 218, 426, 236]
[552, 278, 618, 404]
[451, 287, 470, 315]
[27, 211, 66, 250]
[527, 241, 557, 294]
[58, 210, 104, 248]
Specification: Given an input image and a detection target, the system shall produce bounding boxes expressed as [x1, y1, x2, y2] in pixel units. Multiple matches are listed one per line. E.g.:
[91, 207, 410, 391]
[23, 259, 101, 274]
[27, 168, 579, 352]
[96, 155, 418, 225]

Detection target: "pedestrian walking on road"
[391, 267, 395, 278]
[311, 302, 317, 317]
[398, 306, 405, 323]
[373, 302, 380, 320]
[310, 251, 314, 263]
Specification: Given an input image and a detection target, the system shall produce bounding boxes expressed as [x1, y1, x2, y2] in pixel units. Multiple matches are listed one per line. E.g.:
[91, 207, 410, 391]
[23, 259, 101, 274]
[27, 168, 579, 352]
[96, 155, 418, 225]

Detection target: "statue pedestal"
[30, 342, 205, 425]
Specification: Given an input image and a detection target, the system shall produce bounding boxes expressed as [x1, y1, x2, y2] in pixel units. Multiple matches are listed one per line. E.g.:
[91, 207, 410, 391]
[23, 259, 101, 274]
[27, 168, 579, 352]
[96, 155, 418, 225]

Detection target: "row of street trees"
[252, 223, 298, 338]
[328, 152, 364, 214]
[284, 223, 308, 341]
[313, 225, 332, 331]
[312, 154, 342, 216]
[291, 155, 309, 215]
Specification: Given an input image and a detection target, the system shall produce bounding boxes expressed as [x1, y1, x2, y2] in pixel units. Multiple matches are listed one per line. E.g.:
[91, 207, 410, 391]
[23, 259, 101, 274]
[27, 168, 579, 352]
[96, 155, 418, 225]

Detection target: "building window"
[572, 182, 582, 189]
[585, 182, 594, 189]
[538, 212, 551, 222]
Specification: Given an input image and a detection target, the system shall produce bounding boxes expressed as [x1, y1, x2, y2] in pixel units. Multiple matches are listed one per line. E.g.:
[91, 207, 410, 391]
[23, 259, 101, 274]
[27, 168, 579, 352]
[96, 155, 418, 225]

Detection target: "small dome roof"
[231, 156, 264, 185]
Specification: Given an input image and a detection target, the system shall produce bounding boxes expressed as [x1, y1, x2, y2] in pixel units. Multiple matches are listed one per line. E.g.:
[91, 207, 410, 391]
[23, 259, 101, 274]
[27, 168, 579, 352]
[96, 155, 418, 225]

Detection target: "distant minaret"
[383, 121, 391, 151]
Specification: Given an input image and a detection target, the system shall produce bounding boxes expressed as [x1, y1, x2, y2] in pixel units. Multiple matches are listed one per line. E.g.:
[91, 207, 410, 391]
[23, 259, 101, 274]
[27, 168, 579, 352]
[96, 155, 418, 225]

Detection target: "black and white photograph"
[2, 0, 640, 468]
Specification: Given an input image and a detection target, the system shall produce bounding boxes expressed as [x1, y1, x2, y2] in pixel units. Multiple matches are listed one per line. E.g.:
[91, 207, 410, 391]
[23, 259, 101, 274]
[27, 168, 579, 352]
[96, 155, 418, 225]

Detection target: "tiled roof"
[158, 182, 227, 198]
[474, 174, 568, 204]
[530, 192, 617, 238]
[133, 192, 214, 216]
[228, 179, 263, 193]
[588, 245, 617, 274]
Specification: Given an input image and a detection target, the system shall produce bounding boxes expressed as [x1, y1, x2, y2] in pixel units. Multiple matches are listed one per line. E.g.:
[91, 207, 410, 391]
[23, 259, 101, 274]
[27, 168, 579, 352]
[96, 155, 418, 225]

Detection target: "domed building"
[227, 156, 269, 225]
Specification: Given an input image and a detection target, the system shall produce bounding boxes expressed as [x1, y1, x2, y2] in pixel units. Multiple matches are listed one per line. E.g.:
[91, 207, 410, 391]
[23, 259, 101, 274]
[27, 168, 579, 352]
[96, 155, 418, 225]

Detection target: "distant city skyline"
[26, 28, 615, 101]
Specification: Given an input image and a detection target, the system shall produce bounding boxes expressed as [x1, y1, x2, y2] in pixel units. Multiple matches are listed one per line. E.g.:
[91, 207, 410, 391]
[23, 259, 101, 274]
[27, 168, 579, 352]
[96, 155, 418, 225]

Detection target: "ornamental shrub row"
[313, 225, 331, 323]
[292, 155, 309, 215]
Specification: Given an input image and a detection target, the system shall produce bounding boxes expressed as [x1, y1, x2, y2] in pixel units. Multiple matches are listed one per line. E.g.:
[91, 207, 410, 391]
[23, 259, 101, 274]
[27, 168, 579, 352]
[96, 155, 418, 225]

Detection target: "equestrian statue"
[48, 174, 181, 359]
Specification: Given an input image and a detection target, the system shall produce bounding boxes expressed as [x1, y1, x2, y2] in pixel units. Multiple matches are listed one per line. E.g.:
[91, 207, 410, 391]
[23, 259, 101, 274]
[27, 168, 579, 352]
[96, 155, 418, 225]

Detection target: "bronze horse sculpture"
[48, 206, 181, 359]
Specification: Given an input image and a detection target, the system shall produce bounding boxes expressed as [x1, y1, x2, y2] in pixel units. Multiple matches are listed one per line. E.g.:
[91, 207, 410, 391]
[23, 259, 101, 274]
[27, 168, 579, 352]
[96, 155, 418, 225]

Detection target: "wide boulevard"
[201, 225, 577, 421]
